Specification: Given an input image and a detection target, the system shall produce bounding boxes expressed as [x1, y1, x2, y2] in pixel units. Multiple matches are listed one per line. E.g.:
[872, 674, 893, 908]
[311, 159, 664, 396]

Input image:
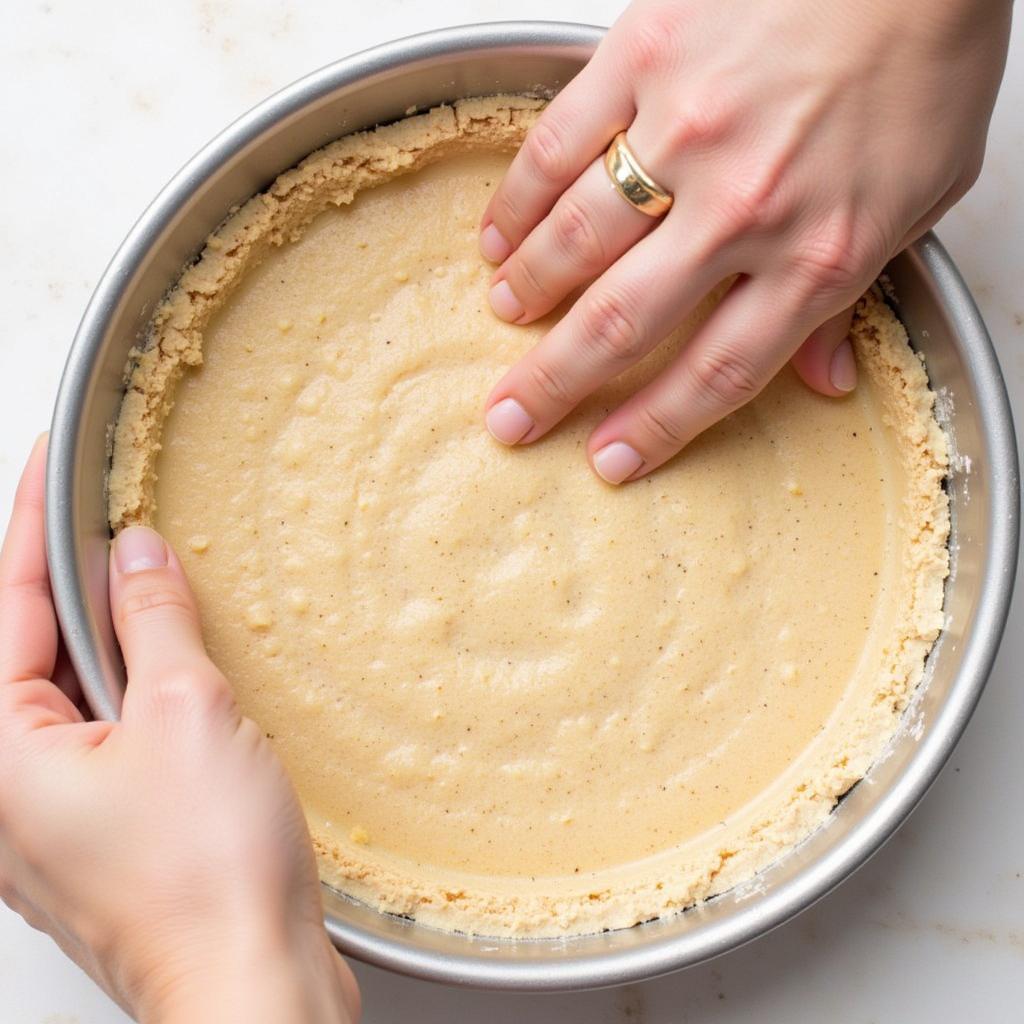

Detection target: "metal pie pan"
[46, 22, 1019, 991]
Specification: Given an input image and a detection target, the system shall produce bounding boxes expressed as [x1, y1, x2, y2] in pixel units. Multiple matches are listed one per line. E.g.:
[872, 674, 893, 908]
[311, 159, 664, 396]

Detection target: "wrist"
[133, 920, 352, 1024]
[877, 0, 1013, 37]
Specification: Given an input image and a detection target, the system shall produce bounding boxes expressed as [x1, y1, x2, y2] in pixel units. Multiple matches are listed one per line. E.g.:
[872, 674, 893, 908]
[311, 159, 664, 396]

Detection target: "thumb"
[790, 305, 857, 398]
[109, 526, 235, 724]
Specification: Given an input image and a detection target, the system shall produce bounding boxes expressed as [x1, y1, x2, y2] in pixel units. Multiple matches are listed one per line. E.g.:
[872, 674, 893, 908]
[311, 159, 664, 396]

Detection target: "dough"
[108, 97, 949, 937]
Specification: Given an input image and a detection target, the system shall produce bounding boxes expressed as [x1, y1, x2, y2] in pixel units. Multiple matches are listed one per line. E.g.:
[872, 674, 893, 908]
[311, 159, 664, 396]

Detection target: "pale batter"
[108, 97, 949, 937]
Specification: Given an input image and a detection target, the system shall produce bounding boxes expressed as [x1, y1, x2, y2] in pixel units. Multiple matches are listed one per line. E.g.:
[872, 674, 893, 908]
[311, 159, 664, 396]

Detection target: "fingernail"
[830, 339, 857, 392]
[114, 525, 168, 574]
[486, 397, 534, 445]
[480, 223, 513, 264]
[593, 442, 645, 485]
[489, 280, 525, 322]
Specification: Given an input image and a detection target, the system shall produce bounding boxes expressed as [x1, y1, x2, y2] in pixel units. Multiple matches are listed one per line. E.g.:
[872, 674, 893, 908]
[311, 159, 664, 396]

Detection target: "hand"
[480, 0, 1010, 482]
[0, 438, 360, 1024]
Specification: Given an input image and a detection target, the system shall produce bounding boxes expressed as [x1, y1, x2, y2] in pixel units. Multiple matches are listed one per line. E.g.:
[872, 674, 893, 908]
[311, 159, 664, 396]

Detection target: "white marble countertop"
[1, 3, 1021, 1021]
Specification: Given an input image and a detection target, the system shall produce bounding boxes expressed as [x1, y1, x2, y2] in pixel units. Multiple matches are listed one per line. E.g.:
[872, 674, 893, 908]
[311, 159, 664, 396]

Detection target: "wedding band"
[604, 131, 674, 217]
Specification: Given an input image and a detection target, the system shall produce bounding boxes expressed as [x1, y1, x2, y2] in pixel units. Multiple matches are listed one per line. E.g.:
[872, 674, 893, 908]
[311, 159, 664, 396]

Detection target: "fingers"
[790, 305, 857, 396]
[0, 437, 85, 734]
[488, 158, 656, 325]
[109, 526, 236, 726]
[485, 218, 729, 445]
[0, 436, 58, 686]
[479, 56, 634, 262]
[587, 277, 824, 482]
[52, 640, 87, 717]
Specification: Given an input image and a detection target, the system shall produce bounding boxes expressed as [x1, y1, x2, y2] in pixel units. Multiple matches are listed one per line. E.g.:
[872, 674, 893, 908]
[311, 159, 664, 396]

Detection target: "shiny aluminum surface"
[46, 22, 1019, 992]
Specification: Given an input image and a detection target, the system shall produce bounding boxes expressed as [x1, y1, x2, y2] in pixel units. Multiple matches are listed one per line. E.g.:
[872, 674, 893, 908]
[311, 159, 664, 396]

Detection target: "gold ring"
[604, 131, 673, 218]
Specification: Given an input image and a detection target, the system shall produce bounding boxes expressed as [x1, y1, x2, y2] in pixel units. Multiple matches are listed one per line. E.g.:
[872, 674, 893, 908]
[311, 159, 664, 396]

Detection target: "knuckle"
[623, 6, 680, 74]
[714, 169, 788, 240]
[514, 254, 553, 303]
[524, 119, 570, 187]
[578, 289, 646, 364]
[1, 680, 57, 725]
[638, 402, 687, 448]
[791, 223, 862, 295]
[148, 668, 231, 719]
[117, 581, 195, 627]
[688, 347, 763, 409]
[494, 188, 527, 237]
[528, 359, 576, 408]
[665, 95, 736, 152]
[550, 197, 604, 270]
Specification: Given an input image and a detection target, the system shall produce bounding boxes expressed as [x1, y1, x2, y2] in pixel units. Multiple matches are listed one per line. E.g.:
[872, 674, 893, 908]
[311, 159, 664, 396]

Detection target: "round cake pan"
[46, 22, 1019, 991]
